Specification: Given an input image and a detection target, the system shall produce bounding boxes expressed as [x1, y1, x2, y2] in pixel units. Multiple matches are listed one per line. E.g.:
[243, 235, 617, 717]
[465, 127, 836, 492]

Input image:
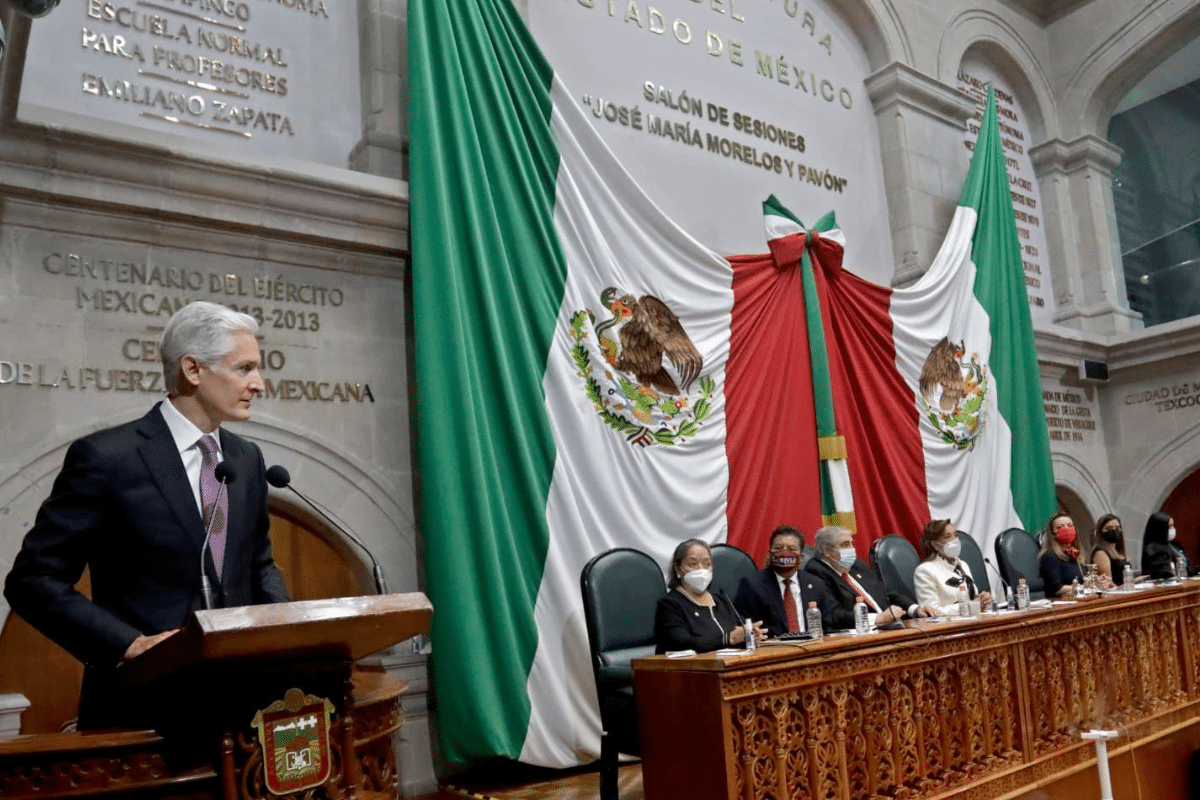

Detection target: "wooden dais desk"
[633, 582, 1200, 800]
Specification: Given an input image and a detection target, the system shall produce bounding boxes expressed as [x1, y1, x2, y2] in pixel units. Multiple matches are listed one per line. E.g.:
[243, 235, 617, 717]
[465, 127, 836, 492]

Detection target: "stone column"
[1030, 134, 1140, 335]
[377, 645, 437, 797]
[350, 0, 407, 179]
[0, 694, 29, 739]
[865, 62, 978, 287]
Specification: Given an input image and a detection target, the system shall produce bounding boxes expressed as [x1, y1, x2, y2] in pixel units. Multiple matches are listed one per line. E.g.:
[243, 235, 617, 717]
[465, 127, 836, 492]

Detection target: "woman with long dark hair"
[1090, 514, 1130, 586]
[1141, 511, 1190, 580]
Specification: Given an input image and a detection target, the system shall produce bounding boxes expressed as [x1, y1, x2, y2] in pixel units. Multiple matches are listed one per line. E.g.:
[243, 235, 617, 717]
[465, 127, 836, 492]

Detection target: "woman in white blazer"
[912, 519, 992, 615]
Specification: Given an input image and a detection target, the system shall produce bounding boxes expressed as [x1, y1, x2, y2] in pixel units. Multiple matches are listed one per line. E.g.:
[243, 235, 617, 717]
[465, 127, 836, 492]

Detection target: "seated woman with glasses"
[655, 538, 765, 653]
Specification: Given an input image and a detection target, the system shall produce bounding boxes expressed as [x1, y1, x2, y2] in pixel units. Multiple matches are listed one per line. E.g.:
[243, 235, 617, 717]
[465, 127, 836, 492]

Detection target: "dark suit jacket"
[4, 402, 289, 727]
[804, 557, 916, 630]
[654, 588, 742, 654]
[734, 567, 836, 637]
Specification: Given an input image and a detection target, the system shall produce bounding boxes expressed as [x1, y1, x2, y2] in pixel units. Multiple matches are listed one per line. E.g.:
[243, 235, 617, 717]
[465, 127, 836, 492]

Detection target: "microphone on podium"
[199, 461, 237, 610]
[265, 465, 389, 595]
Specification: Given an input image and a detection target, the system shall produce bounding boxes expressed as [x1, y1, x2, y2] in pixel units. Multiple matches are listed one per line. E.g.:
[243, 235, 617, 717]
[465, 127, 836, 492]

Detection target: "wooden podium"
[0, 593, 432, 800]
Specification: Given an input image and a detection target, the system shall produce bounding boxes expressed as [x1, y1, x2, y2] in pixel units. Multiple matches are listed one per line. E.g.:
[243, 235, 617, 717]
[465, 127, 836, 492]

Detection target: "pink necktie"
[197, 435, 227, 579]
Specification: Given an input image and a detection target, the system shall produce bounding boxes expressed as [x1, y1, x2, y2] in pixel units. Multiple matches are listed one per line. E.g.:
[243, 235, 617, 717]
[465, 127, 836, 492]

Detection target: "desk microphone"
[717, 588, 755, 646]
[265, 465, 389, 595]
[983, 557, 1012, 608]
[199, 461, 237, 611]
[718, 588, 742, 619]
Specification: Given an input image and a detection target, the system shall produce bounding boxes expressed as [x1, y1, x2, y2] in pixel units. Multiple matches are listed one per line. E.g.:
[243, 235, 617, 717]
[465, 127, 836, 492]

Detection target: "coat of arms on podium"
[251, 687, 336, 794]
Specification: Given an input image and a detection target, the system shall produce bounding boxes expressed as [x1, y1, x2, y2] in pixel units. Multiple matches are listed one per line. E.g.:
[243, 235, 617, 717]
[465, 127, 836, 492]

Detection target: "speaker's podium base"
[0, 593, 432, 800]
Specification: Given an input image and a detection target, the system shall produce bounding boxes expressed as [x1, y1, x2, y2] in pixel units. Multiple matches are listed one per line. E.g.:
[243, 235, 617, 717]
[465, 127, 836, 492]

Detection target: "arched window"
[1108, 41, 1200, 326]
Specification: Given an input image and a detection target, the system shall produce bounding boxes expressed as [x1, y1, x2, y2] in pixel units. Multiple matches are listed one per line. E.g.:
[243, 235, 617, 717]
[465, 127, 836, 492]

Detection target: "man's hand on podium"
[124, 629, 179, 661]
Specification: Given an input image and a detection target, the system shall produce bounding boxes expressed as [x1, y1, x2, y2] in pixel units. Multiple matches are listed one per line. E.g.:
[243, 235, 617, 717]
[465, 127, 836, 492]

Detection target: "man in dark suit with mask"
[735, 525, 835, 637]
[5, 301, 290, 728]
[804, 525, 934, 630]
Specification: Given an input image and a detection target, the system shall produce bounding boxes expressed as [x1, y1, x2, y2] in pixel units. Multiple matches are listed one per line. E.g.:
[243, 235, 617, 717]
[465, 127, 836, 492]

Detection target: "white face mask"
[1169, 527, 1177, 542]
[940, 538, 962, 560]
[837, 548, 857, 568]
[681, 568, 712, 593]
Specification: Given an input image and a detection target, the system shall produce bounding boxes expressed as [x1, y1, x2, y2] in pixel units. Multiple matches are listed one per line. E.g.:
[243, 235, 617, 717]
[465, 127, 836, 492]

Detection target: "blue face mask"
[837, 547, 857, 568]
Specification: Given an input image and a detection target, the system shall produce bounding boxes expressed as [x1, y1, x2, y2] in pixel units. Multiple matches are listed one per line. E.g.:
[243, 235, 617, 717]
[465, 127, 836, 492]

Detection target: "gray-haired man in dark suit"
[5, 301, 290, 728]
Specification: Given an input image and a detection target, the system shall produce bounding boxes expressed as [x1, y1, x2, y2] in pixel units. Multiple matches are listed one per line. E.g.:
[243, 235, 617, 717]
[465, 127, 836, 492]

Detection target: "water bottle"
[1071, 578, 1082, 597]
[1016, 578, 1030, 610]
[957, 586, 970, 617]
[1122, 563, 1134, 590]
[743, 618, 756, 652]
[853, 596, 870, 633]
[1176, 557, 1186, 581]
[805, 601, 823, 640]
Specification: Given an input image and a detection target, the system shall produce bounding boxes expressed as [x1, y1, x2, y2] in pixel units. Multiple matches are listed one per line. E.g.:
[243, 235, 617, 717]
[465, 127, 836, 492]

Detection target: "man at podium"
[4, 301, 290, 729]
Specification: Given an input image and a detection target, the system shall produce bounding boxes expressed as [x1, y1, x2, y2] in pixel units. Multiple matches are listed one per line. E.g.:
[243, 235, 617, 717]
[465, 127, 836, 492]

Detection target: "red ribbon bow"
[767, 226, 845, 276]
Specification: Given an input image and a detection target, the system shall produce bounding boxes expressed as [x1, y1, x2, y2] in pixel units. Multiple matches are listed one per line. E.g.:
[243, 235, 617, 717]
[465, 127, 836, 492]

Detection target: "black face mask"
[1101, 527, 1122, 543]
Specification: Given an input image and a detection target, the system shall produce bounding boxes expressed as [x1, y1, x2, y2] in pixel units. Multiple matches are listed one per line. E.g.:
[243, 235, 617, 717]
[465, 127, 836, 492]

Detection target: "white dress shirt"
[158, 398, 223, 516]
[774, 571, 805, 632]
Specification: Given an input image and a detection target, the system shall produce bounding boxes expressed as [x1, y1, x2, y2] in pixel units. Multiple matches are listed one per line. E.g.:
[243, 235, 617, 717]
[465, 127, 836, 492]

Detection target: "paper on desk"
[714, 648, 749, 656]
[665, 649, 696, 658]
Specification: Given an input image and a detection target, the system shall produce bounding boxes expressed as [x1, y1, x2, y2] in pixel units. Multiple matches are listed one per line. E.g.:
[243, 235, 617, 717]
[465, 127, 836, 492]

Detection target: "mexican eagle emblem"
[569, 287, 714, 448]
[918, 337, 989, 450]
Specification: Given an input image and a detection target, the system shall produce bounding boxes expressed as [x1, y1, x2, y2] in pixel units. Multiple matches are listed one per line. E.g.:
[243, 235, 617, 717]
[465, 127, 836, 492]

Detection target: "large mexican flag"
[411, 0, 1054, 768]
[761, 87, 1057, 570]
[410, 0, 829, 767]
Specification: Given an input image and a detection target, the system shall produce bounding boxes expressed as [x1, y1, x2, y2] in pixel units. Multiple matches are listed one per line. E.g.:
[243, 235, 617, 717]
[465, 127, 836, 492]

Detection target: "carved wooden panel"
[723, 652, 1027, 800]
[0, 732, 216, 799]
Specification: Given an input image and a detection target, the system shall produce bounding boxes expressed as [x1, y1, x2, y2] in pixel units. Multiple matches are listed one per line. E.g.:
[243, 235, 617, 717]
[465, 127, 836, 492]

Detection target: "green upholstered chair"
[995, 528, 1046, 600]
[869, 533, 920, 601]
[709, 542, 758, 606]
[580, 547, 665, 800]
[954, 530, 992, 595]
